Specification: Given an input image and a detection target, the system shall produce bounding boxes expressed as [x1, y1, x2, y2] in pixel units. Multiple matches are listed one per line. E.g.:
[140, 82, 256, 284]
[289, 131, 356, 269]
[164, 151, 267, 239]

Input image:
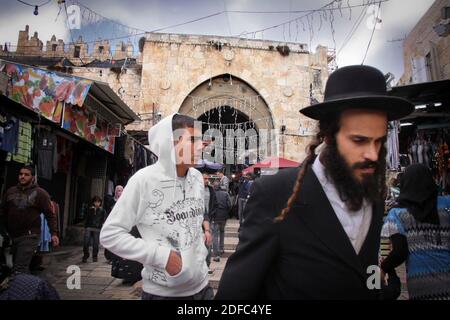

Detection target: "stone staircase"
[208, 218, 240, 290]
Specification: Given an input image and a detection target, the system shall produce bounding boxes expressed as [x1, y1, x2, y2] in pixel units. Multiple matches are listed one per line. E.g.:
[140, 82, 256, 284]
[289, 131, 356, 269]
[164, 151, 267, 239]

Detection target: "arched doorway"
[179, 74, 276, 174]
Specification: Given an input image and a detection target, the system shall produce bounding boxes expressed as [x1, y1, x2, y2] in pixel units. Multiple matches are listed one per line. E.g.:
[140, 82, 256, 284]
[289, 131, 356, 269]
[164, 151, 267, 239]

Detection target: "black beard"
[320, 142, 386, 211]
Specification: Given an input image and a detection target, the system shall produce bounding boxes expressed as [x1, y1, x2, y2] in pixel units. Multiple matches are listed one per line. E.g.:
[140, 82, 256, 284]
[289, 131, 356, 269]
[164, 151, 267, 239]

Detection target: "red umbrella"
[242, 156, 300, 175]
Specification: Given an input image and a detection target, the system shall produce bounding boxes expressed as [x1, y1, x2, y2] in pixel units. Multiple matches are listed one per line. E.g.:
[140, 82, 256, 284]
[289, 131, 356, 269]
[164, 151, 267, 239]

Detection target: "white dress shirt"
[312, 155, 372, 254]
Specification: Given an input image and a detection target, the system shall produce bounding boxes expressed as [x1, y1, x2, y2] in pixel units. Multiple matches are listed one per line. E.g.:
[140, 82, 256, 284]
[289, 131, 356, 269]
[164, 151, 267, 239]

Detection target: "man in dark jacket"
[202, 173, 217, 272]
[216, 65, 415, 299]
[211, 182, 231, 262]
[82, 196, 106, 263]
[217, 171, 230, 193]
[237, 174, 253, 225]
[0, 165, 59, 274]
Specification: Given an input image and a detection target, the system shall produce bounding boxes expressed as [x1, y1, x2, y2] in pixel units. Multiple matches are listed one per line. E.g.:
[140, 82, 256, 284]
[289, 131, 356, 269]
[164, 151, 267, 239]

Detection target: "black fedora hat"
[300, 65, 414, 121]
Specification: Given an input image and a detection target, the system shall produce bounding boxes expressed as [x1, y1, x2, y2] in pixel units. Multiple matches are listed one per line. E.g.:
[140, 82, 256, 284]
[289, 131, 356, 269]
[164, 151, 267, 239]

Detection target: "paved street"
[33, 219, 240, 300]
[36, 247, 141, 300]
[32, 218, 408, 300]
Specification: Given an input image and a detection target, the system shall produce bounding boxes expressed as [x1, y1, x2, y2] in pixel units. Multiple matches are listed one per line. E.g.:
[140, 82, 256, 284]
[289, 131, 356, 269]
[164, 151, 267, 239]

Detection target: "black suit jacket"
[215, 166, 384, 300]
[205, 185, 218, 222]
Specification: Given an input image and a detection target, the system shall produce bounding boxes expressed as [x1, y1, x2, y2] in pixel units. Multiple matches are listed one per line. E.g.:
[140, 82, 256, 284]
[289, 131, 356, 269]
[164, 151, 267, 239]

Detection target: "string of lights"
[16, 0, 52, 15]
[10, 0, 384, 47]
[16, 0, 52, 7]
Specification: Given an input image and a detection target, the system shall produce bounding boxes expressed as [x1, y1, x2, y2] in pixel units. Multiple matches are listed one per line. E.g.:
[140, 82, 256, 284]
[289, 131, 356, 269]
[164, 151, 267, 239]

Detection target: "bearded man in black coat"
[216, 65, 414, 300]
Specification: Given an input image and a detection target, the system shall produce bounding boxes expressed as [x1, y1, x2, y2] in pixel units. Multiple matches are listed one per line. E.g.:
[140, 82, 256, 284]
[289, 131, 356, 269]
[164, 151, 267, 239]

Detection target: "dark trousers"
[238, 198, 247, 225]
[83, 229, 100, 258]
[11, 234, 40, 274]
[212, 221, 226, 256]
[142, 285, 214, 300]
[205, 242, 211, 267]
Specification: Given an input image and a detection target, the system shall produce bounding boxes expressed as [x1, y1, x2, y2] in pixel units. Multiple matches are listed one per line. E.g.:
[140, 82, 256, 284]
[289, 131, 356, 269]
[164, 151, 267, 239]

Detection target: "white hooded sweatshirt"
[100, 114, 208, 297]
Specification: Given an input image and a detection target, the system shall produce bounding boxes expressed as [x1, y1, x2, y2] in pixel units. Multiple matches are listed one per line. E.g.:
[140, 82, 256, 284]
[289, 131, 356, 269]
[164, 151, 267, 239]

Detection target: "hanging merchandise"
[422, 135, 431, 168]
[436, 141, 449, 193]
[149, 152, 158, 164]
[75, 152, 87, 176]
[132, 142, 140, 172]
[7, 120, 33, 164]
[114, 135, 126, 159]
[400, 127, 450, 195]
[387, 121, 400, 170]
[107, 180, 114, 196]
[107, 123, 122, 137]
[0, 111, 19, 153]
[88, 111, 97, 128]
[39, 213, 52, 252]
[124, 135, 135, 165]
[133, 143, 147, 173]
[62, 103, 116, 153]
[438, 142, 449, 173]
[56, 135, 73, 174]
[36, 127, 57, 180]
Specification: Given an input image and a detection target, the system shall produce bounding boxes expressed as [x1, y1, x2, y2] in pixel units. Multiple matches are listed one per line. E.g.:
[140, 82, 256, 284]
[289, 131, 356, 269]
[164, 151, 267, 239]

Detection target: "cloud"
[0, 0, 436, 80]
[332, 0, 434, 79]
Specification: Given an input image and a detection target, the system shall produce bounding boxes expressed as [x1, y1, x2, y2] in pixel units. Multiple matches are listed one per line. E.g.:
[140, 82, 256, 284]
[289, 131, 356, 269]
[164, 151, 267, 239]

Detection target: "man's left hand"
[51, 235, 60, 247]
[204, 230, 212, 246]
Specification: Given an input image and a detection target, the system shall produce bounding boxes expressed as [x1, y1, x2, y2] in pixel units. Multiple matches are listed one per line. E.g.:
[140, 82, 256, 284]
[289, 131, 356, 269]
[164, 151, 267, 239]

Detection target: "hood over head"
[148, 113, 178, 177]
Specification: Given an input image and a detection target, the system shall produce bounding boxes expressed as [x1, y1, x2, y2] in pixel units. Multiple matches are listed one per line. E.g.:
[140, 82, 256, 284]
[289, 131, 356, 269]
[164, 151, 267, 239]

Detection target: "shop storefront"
[0, 59, 152, 243]
[388, 79, 450, 194]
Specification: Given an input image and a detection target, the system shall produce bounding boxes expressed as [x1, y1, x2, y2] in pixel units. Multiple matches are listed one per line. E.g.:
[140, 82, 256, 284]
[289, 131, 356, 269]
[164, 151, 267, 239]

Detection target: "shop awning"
[0, 55, 75, 67]
[242, 156, 300, 175]
[0, 59, 140, 125]
[389, 79, 450, 123]
[81, 58, 138, 68]
[0, 60, 142, 154]
[89, 81, 140, 125]
[389, 79, 450, 105]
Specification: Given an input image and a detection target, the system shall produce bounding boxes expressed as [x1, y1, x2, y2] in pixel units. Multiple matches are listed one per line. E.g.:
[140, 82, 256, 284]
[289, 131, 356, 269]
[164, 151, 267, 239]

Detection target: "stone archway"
[179, 74, 277, 171]
[179, 74, 275, 131]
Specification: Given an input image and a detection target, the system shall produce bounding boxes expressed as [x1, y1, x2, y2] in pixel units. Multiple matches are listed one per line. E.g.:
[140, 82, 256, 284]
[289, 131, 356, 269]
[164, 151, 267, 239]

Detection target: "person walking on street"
[381, 164, 450, 300]
[0, 165, 59, 274]
[217, 171, 230, 193]
[211, 181, 231, 262]
[101, 114, 214, 300]
[216, 65, 415, 299]
[202, 173, 216, 274]
[82, 196, 106, 263]
[237, 174, 253, 226]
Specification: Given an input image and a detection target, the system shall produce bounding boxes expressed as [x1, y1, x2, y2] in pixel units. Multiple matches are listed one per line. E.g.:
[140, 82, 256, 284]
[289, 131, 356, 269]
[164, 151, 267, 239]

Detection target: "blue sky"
[0, 0, 435, 81]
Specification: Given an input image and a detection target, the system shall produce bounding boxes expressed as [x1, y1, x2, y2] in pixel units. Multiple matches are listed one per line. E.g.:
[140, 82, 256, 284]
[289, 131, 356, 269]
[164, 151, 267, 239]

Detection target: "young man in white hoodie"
[100, 114, 214, 299]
